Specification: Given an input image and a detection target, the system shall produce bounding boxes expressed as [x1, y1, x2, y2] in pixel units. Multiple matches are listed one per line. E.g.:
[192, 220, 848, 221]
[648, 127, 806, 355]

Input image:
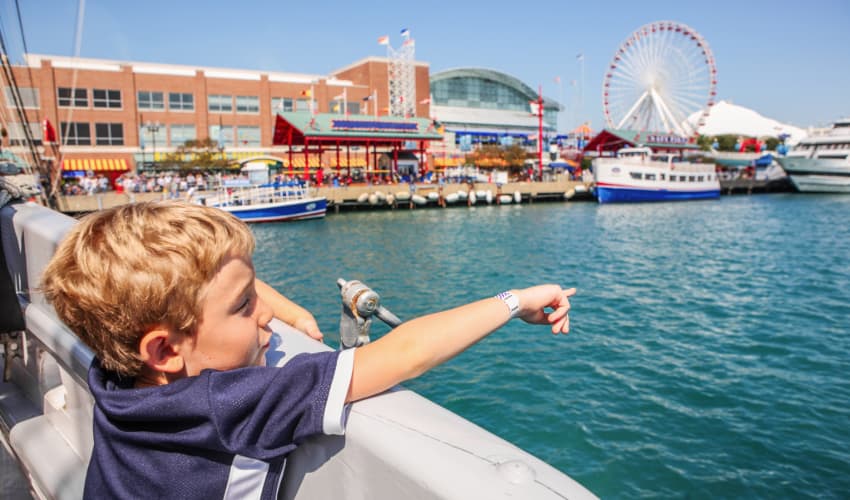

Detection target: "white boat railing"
[0, 202, 597, 500]
[201, 183, 320, 208]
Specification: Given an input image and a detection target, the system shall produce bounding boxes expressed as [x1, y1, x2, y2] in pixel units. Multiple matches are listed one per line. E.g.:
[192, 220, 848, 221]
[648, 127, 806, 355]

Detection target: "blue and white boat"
[200, 180, 327, 222]
[197, 161, 327, 222]
[593, 147, 720, 203]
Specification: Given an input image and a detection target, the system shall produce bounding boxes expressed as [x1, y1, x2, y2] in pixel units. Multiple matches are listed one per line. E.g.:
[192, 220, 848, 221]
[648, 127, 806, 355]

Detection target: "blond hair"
[41, 201, 255, 376]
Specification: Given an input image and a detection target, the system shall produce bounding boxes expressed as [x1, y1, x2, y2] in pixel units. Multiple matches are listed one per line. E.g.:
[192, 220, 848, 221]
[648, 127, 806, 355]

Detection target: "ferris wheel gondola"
[602, 21, 717, 137]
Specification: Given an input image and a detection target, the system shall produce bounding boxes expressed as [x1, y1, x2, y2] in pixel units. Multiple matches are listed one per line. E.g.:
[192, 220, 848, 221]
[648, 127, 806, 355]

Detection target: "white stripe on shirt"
[223, 455, 269, 500]
[323, 348, 355, 435]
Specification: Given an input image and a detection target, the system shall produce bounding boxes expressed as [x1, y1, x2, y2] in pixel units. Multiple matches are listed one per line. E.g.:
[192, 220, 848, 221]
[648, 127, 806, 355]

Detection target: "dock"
[53, 179, 594, 215]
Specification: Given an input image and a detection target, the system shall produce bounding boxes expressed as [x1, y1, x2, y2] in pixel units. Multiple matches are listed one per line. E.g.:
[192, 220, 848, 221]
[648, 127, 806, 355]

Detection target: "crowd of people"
[59, 166, 581, 197]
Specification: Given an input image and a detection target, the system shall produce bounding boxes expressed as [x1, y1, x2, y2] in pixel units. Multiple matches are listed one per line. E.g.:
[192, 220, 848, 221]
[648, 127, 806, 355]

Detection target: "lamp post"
[145, 121, 161, 169]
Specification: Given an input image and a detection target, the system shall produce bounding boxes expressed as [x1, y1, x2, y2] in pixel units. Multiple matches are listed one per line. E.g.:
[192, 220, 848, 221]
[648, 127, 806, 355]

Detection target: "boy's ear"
[138, 326, 185, 374]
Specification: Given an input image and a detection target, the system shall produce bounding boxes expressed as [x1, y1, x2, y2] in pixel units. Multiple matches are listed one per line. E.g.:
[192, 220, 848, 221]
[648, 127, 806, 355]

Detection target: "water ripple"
[252, 195, 850, 499]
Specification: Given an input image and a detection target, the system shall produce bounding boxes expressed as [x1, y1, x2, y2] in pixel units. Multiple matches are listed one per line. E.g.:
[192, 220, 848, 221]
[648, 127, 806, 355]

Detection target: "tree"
[160, 138, 233, 170]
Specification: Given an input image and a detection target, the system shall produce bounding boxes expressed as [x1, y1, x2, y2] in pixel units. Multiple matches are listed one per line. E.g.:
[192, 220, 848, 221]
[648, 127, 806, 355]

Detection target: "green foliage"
[464, 144, 530, 168]
[764, 137, 779, 151]
[160, 138, 233, 170]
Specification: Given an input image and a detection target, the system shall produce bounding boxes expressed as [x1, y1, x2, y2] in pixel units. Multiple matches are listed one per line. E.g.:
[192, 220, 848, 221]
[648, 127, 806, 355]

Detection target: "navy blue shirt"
[84, 349, 353, 499]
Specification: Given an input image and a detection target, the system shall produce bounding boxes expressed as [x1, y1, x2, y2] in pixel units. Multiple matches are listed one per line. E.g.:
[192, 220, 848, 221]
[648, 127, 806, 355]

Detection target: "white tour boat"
[593, 147, 720, 203]
[775, 118, 850, 193]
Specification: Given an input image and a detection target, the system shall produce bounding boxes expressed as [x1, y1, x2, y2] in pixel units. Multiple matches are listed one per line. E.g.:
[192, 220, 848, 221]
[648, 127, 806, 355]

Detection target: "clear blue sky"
[3, 0, 849, 132]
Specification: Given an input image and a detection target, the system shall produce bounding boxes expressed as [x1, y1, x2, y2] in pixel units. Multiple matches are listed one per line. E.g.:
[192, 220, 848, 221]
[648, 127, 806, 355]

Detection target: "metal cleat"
[337, 278, 402, 350]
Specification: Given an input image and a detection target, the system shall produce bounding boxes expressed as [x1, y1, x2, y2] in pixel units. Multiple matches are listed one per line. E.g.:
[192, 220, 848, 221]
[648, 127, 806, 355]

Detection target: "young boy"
[41, 201, 575, 499]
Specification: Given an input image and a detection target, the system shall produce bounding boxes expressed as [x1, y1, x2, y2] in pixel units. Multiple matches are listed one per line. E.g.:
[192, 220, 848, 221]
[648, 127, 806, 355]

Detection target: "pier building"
[2, 54, 561, 183]
[429, 68, 562, 168]
[1, 54, 430, 181]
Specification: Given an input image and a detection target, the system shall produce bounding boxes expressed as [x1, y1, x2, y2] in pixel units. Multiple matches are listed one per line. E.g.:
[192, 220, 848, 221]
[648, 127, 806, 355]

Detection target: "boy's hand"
[293, 317, 324, 341]
[515, 285, 576, 334]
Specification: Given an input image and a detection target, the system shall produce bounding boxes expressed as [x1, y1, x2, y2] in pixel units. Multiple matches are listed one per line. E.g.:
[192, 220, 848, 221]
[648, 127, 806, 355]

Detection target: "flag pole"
[537, 85, 543, 180]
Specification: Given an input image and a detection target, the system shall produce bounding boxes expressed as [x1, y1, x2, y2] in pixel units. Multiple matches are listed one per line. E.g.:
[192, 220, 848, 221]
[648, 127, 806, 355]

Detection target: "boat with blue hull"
[593, 147, 720, 204]
[200, 181, 327, 222]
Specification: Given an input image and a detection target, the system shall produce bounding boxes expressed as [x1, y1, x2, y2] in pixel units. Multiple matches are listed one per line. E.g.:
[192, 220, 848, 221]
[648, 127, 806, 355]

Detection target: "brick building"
[2, 53, 431, 179]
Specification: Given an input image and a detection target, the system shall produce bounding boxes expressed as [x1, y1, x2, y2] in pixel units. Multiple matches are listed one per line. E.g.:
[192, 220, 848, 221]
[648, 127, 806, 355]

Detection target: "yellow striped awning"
[62, 158, 129, 172]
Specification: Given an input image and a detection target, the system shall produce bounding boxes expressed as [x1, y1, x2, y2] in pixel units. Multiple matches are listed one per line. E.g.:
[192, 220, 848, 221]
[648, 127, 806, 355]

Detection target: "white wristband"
[495, 291, 520, 319]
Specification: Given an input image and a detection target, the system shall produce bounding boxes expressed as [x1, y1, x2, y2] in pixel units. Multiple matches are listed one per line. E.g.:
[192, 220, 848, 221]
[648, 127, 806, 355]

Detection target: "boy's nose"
[257, 298, 274, 328]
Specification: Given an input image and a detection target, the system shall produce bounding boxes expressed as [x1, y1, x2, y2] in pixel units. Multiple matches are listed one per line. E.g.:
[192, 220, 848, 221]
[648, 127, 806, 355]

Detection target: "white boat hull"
[776, 156, 850, 193]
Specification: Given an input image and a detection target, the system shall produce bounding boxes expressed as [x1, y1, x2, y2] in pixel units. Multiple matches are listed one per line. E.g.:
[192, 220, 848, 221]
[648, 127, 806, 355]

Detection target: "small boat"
[199, 180, 327, 222]
[593, 147, 720, 203]
[444, 192, 459, 204]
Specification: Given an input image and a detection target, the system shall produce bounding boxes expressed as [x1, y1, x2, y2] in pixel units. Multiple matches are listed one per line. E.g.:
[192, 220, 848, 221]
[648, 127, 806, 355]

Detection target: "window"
[235, 96, 259, 114]
[7, 122, 42, 145]
[170, 124, 196, 146]
[4, 87, 39, 108]
[93, 89, 121, 108]
[645, 173, 656, 181]
[629, 172, 642, 180]
[296, 98, 310, 112]
[236, 126, 261, 147]
[58, 87, 88, 107]
[659, 173, 666, 180]
[209, 124, 234, 147]
[697, 176, 705, 182]
[688, 176, 696, 182]
[60, 122, 91, 145]
[208, 94, 232, 113]
[169, 92, 194, 111]
[138, 91, 164, 110]
[95, 123, 124, 145]
[139, 124, 167, 149]
[271, 97, 293, 113]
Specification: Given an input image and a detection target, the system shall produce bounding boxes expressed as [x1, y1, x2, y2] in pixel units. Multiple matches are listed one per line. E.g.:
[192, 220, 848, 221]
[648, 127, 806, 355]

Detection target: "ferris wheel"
[602, 21, 717, 137]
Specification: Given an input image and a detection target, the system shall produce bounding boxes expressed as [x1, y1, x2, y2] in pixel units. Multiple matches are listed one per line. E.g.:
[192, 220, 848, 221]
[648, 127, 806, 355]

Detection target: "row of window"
[8, 121, 264, 147]
[137, 124, 262, 148]
[5, 87, 363, 115]
[629, 172, 715, 182]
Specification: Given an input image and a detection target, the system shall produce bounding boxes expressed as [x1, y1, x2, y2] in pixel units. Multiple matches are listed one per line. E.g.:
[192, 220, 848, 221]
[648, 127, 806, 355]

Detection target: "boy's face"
[178, 254, 274, 376]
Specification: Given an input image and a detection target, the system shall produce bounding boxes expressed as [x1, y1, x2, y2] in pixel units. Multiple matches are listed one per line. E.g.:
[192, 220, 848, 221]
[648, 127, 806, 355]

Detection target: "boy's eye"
[237, 295, 252, 311]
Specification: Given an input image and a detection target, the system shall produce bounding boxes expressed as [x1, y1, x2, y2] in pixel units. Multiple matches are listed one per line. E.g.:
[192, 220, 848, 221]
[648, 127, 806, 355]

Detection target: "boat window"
[688, 176, 696, 182]
[659, 173, 665, 180]
[669, 175, 676, 182]
[697, 176, 704, 182]
[630, 172, 642, 180]
[645, 173, 656, 180]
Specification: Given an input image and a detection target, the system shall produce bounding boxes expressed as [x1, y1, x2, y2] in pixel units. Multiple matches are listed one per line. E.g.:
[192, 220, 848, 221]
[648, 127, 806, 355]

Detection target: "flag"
[403, 39, 415, 47]
[378, 35, 389, 45]
[400, 28, 410, 38]
[419, 97, 431, 105]
[42, 118, 57, 143]
[362, 95, 373, 101]
[576, 53, 584, 61]
[529, 101, 540, 115]
[333, 93, 345, 100]
[554, 76, 561, 85]
[300, 89, 312, 97]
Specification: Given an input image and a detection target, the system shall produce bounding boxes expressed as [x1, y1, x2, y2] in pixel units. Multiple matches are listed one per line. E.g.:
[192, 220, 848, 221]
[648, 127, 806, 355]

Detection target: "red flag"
[42, 118, 57, 143]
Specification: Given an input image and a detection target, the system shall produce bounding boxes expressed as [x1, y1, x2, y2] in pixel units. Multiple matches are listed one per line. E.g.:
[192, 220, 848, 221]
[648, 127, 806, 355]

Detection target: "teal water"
[252, 194, 850, 499]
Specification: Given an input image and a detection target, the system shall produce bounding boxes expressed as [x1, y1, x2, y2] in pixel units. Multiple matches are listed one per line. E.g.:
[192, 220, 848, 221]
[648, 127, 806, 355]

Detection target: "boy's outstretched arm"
[255, 279, 324, 340]
[346, 285, 575, 403]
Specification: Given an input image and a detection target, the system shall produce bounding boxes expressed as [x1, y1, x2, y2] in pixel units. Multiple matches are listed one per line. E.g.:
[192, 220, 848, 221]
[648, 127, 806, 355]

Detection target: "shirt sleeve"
[204, 349, 353, 461]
